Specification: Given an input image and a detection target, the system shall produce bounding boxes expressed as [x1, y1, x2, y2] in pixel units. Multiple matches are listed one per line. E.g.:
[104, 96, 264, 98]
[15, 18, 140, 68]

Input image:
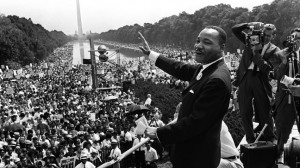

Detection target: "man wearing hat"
[109, 139, 121, 168]
[145, 140, 158, 168]
[3, 110, 19, 126]
[133, 134, 146, 168]
[90, 148, 102, 167]
[75, 151, 95, 168]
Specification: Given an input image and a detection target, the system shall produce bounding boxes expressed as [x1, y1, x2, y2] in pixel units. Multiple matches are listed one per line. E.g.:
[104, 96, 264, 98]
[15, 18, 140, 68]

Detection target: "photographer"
[232, 22, 281, 143]
[273, 27, 300, 162]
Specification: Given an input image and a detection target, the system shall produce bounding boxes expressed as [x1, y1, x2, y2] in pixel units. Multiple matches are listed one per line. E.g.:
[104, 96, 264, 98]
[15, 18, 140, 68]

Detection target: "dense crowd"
[0, 44, 167, 168]
[0, 39, 242, 168]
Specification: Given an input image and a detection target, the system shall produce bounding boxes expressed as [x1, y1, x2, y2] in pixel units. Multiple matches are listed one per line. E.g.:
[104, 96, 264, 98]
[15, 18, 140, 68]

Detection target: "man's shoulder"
[211, 62, 230, 80]
[150, 147, 157, 152]
[269, 43, 280, 52]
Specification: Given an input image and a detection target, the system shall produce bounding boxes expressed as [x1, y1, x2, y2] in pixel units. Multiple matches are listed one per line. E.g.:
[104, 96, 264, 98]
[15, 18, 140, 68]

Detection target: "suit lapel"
[182, 59, 224, 96]
[262, 44, 274, 60]
[182, 65, 202, 96]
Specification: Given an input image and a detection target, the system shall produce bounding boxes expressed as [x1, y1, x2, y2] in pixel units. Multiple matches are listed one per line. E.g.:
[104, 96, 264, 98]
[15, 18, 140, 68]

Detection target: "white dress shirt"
[75, 161, 95, 168]
[196, 57, 224, 80]
[220, 121, 239, 158]
[296, 48, 300, 61]
[125, 131, 133, 142]
[145, 147, 158, 162]
[109, 146, 121, 159]
[132, 137, 146, 152]
[144, 98, 152, 105]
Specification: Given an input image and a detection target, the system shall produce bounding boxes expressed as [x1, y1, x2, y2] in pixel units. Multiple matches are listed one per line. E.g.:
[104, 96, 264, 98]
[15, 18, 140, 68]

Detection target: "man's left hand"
[145, 126, 157, 139]
[138, 32, 151, 56]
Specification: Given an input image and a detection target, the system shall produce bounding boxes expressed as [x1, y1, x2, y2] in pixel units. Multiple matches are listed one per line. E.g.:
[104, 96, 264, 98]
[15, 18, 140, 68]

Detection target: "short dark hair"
[291, 28, 300, 34]
[205, 26, 227, 45]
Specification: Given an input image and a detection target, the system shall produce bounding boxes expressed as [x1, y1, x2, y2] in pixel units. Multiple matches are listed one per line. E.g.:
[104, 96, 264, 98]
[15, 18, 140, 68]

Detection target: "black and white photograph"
[0, 0, 300, 168]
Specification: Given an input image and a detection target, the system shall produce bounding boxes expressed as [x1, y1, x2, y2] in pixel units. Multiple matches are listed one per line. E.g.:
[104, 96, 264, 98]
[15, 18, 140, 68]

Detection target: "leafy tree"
[97, 0, 300, 53]
[0, 14, 72, 68]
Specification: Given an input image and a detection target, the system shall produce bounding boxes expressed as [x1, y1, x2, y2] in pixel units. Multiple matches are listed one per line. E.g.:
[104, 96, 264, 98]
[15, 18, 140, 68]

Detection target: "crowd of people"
[0, 44, 168, 168]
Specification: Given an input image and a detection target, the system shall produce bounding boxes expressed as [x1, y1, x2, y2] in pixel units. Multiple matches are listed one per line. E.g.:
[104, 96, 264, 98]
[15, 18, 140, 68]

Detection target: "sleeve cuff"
[149, 51, 160, 63]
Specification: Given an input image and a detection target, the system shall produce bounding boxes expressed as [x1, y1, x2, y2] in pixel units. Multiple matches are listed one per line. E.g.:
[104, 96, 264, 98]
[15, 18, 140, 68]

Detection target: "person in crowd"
[90, 148, 102, 167]
[218, 121, 244, 168]
[140, 25, 231, 167]
[149, 113, 164, 128]
[75, 152, 95, 168]
[232, 22, 281, 143]
[132, 134, 146, 168]
[148, 112, 164, 160]
[144, 94, 152, 106]
[273, 27, 300, 161]
[109, 139, 121, 168]
[145, 140, 158, 168]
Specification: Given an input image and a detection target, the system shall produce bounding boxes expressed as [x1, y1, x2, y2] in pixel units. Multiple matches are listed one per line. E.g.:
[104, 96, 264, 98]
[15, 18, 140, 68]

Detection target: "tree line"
[96, 0, 300, 53]
[0, 15, 73, 69]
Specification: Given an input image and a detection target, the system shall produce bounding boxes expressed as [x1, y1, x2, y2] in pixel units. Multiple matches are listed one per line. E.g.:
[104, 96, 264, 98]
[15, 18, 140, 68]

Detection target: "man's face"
[11, 115, 17, 121]
[263, 29, 274, 44]
[146, 143, 151, 150]
[194, 28, 223, 64]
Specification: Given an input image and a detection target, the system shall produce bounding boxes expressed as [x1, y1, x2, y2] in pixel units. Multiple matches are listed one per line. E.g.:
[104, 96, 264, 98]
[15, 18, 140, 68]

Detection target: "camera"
[283, 34, 298, 52]
[246, 26, 264, 46]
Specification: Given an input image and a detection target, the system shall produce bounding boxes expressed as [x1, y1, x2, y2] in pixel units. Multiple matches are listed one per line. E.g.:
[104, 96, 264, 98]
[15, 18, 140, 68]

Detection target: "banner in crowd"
[39, 73, 44, 78]
[60, 156, 76, 168]
[48, 70, 53, 76]
[6, 87, 14, 95]
[90, 113, 96, 121]
[17, 68, 23, 75]
[43, 63, 48, 69]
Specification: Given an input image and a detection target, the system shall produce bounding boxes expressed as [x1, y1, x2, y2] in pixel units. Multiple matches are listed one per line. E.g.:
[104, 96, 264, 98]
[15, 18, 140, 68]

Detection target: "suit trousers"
[238, 70, 275, 143]
[135, 151, 146, 168]
[275, 93, 300, 156]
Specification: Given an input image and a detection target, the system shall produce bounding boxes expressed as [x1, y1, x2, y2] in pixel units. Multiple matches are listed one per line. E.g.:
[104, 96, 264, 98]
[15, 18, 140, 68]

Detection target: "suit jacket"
[155, 56, 231, 168]
[232, 23, 281, 97]
[274, 50, 300, 112]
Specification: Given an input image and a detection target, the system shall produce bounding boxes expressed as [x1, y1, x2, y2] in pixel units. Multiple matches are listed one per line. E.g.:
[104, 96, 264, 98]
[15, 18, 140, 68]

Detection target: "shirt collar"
[263, 42, 270, 49]
[202, 57, 224, 71]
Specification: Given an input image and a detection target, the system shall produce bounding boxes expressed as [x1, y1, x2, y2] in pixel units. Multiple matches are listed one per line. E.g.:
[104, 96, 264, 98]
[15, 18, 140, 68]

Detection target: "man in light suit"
[139, 25, 231, 168]
[232, 22, 281, 143]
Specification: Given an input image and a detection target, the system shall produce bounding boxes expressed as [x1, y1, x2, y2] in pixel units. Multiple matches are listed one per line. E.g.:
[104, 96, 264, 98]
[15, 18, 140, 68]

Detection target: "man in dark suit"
[232, 22, 281, 143]
[139, 26, 231, 168]
[273, 27, 300, 161]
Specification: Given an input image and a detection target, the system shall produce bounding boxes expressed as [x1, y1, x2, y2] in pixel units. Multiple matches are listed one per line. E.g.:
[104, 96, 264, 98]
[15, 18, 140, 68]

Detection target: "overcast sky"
[0, 0, 274, 35]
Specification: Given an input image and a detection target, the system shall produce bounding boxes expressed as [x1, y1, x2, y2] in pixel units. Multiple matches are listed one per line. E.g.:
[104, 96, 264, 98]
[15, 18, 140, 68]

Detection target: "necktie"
[196, 66, 203, 80]
[138, 139, 141, 151]
[253, 46, 263, 72]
